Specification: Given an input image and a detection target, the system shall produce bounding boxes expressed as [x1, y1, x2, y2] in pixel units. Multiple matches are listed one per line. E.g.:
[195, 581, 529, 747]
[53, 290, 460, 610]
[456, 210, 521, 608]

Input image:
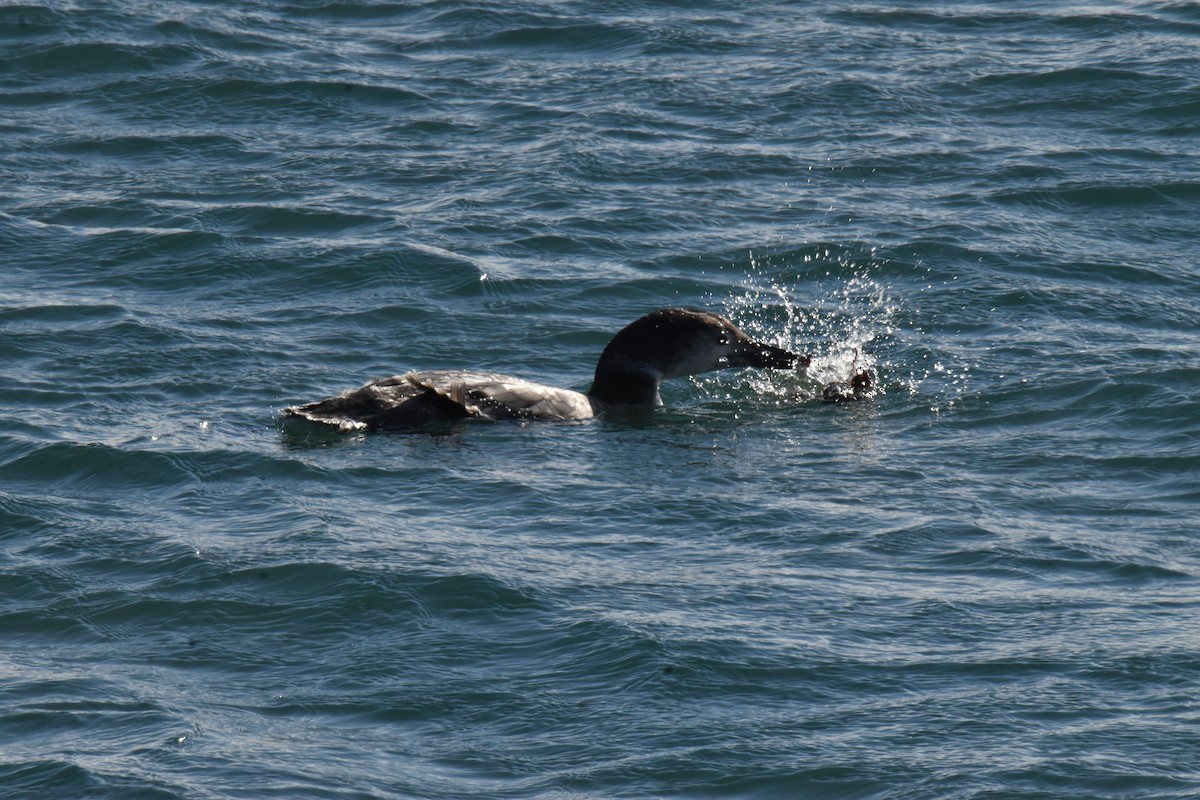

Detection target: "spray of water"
[698, 246, 899, 405]
[697, 245, 977, 412]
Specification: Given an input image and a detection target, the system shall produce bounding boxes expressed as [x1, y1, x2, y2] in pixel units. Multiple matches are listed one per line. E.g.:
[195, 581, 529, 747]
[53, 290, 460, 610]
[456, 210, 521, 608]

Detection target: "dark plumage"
[283, 308, 807, 432]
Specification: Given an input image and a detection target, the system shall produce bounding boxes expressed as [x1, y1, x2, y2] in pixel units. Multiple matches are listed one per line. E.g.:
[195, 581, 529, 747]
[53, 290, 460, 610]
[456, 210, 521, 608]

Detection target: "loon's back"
[283, 370, 595, 432]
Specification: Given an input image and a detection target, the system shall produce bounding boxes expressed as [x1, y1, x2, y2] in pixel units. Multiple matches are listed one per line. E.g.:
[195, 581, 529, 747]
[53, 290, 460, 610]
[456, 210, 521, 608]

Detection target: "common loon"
[283, 307, 808, 432]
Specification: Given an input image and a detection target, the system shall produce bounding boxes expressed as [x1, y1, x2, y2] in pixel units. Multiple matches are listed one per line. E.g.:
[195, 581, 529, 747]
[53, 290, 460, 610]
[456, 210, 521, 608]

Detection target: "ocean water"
[2, 1, 1199, 798]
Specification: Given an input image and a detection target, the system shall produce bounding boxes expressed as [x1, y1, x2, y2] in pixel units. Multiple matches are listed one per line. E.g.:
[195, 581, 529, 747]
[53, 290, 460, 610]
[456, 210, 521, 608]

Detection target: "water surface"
[2, 2, 1199, 798]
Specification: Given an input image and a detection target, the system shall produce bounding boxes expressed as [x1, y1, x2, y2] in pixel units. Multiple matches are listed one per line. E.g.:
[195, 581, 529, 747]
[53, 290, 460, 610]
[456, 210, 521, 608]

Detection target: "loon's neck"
[587, 359, 664, 407]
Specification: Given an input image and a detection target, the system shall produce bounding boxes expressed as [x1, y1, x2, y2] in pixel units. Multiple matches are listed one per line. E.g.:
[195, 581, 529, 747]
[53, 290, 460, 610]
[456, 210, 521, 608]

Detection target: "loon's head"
[588, 308, 808, 406]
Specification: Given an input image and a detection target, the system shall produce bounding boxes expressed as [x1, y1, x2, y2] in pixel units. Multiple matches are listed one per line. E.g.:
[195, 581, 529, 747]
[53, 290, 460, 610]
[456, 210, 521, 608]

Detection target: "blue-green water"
[2, 2, 1199, 798]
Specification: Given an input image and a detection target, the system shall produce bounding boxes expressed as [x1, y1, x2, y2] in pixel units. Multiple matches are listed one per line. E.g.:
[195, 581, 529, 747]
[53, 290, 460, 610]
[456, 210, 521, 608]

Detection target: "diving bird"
[283, 307, 807, 432]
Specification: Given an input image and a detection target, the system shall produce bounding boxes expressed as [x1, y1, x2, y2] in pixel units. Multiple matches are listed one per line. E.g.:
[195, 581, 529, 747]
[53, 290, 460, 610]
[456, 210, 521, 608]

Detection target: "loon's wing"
[406, 370, 596, 421]
[283, 374, 430, 431]
[284, 371, 595, 432]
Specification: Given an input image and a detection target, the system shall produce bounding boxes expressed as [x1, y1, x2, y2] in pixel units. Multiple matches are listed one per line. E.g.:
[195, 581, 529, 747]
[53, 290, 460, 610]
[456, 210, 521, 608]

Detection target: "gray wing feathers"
[405, 371, 594, 421]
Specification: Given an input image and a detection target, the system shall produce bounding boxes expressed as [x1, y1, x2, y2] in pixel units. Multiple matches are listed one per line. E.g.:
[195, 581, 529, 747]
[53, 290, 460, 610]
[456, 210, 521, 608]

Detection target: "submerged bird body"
[284, 308, 804, 432]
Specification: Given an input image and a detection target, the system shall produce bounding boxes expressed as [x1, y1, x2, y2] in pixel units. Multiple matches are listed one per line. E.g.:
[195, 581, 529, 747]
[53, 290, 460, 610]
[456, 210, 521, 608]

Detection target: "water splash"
[705, 245, 985, 413]
[694, 245, 981, 413]
[699, 245, 897, 404]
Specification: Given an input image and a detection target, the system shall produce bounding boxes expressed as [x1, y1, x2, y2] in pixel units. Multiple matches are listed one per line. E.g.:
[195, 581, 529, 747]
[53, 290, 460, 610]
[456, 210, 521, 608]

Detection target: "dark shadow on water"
[275, 414, 469, 449]
[592, 404, 663, 430]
